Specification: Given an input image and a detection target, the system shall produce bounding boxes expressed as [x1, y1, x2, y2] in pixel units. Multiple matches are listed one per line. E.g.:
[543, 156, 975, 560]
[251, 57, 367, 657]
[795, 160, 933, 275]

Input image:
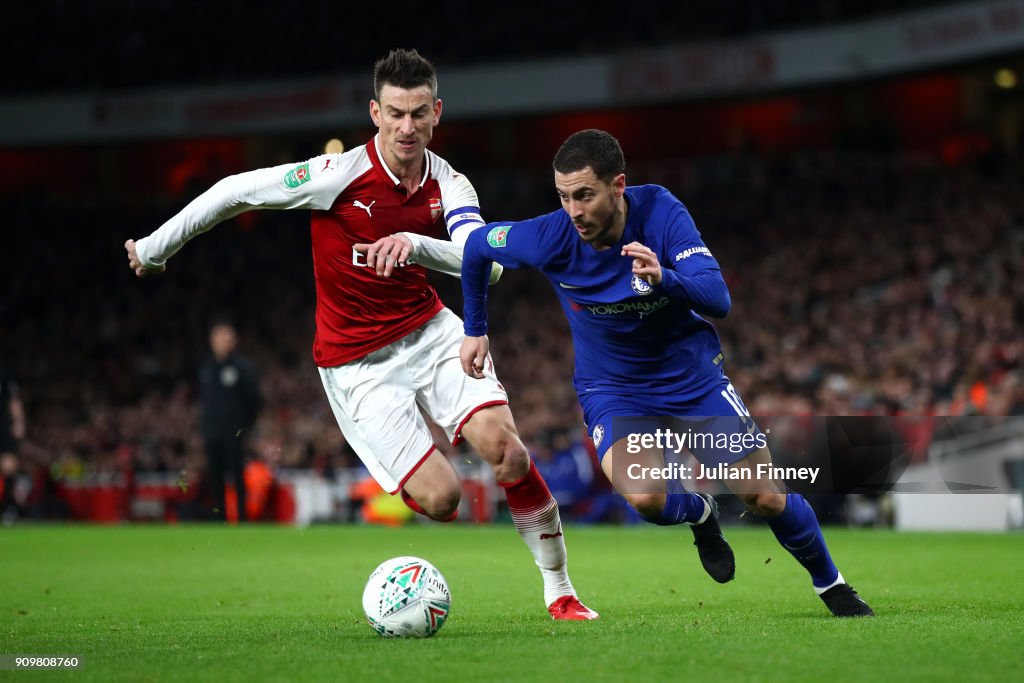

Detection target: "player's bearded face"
[555, 169, 626, 249]
[371, 84, 442, 168]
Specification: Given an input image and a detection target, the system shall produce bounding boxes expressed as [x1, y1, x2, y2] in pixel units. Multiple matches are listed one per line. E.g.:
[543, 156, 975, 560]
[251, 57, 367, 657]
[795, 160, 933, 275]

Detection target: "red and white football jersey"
[136, 135, 486, 366]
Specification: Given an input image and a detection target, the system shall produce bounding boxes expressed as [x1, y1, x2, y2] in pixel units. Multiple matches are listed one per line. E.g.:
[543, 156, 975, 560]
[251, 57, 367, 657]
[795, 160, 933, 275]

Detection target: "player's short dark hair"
[552, 129, 625, 182]
[373, 49, 438, 101]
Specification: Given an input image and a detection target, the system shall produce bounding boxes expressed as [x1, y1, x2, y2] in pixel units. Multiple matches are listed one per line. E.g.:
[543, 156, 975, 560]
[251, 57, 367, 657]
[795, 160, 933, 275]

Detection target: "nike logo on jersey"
[558, 282, 585, 289]
[353, 200, 376, 217]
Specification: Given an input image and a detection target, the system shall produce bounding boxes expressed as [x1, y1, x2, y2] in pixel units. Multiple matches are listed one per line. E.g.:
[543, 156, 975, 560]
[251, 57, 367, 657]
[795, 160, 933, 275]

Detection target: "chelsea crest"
[631, 274, 653, 296]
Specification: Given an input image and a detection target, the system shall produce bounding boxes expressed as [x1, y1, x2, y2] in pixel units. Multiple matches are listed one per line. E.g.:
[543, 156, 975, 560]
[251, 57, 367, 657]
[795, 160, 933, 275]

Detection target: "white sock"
[813, 571, 846, 595]
[509, 497, 576, 606]
[693, 497, 712, 525]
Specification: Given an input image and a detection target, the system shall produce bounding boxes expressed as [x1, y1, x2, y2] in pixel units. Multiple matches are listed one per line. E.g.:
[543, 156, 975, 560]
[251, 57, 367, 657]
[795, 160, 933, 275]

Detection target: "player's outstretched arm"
[127, 156, 344, 274]
[124, 238, 166, 278]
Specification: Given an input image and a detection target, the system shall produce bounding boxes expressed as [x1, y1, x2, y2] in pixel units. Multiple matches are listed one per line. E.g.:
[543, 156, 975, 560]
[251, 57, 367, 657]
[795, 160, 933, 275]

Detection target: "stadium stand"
[2, 0, 954, 94]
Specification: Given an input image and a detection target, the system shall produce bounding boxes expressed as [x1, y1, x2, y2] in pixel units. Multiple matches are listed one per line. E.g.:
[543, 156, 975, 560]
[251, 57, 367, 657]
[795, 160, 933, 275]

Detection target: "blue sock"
[640, 492, 707, 526]
[767, 493, 840, 589]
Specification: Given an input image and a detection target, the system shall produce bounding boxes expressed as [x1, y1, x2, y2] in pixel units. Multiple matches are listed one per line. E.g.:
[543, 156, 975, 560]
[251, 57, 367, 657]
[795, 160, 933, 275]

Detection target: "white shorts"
[318, 308, 508, 493]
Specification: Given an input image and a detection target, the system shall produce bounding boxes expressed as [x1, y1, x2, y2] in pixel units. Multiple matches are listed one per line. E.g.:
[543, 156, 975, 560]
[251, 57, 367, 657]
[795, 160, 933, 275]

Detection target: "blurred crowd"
[3, 0, 948, 95]
[2, 143, 1021, 494]
[685, 150, 1024, 419]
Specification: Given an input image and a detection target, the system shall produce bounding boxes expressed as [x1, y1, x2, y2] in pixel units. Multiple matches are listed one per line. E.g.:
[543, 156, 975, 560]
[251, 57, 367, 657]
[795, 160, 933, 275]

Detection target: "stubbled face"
[370, 84, 441, 170]
[554, 167, 626, 250]
[210, 325, 237, 360]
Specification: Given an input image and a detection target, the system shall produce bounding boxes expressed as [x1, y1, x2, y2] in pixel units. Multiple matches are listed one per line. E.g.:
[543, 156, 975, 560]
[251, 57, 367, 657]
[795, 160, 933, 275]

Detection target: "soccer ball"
[362, 556, 451, 638]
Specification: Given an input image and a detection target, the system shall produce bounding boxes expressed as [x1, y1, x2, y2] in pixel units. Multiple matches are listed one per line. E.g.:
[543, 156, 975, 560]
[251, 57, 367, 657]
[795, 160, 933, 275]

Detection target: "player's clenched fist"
[621, 241, 662, 286]
[124, 239, 166, 278]
[460, 335, 489, 379]
[353, 234, 413, 277]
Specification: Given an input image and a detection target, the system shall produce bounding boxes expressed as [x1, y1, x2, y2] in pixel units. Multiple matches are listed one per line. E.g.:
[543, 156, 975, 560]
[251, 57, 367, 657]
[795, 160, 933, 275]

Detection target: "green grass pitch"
[2, 523, 1022, 682]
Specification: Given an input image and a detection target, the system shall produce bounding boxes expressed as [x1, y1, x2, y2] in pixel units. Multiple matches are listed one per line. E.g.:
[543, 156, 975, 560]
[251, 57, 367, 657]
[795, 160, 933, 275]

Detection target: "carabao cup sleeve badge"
[487, 225, 511, 248]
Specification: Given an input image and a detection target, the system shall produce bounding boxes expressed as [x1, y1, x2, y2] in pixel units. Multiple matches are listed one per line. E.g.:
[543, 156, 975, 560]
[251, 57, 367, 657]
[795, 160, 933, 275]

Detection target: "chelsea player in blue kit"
[459, 130, 873, 617]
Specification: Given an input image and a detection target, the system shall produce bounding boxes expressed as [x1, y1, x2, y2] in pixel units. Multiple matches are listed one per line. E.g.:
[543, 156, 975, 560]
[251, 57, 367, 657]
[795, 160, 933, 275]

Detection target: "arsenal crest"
[429, 197, 442, 222]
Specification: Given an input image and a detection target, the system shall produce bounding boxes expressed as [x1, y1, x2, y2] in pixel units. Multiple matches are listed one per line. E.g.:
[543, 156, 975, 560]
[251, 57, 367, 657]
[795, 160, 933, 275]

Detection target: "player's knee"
[739, 491, 786, 517]
[420, 488, 462, 521]
[626, 492, 665, 518]
[461, 407, 530, 482]
[486, 436, 530, 483]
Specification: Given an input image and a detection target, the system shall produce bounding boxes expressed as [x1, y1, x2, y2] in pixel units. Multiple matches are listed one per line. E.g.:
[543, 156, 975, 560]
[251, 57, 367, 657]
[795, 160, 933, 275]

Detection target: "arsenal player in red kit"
[125, 49, 596, 620]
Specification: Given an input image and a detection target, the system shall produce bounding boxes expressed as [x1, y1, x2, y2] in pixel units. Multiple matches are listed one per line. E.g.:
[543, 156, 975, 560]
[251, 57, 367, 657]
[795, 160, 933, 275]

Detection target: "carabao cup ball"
[362, 556, 451, 638]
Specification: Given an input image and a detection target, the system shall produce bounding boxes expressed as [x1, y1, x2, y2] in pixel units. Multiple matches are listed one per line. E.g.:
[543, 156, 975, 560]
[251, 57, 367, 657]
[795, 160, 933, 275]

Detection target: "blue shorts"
[580, 376, 765, 468]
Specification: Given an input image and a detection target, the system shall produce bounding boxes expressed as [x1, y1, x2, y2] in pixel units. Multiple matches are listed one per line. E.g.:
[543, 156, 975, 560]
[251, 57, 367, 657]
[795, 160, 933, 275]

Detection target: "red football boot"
[547, 595, 600, 621]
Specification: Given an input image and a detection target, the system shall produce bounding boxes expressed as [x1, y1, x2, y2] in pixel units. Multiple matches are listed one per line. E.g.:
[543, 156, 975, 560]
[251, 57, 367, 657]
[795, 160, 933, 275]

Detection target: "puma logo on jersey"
[321, 158, 333, 172]
[353, 200, 376, 217]
[539, 526, 563, 540]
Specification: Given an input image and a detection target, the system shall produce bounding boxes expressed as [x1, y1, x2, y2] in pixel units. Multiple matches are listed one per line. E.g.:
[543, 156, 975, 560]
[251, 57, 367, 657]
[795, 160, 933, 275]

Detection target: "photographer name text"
[626, 462, 820, 484]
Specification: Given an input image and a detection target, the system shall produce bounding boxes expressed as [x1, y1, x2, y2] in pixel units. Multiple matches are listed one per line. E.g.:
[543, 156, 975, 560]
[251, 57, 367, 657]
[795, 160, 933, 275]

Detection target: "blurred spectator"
[199, 321, 262, 522]
[0, 364, 25, 523]
[531, 431, 595, 510]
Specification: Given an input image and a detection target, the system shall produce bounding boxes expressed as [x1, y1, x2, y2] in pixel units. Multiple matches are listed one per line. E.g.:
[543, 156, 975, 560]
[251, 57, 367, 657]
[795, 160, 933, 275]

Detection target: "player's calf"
[626, 490, 709, 526]
[623, 492, 667, 518]
[736, 490, 787, 516]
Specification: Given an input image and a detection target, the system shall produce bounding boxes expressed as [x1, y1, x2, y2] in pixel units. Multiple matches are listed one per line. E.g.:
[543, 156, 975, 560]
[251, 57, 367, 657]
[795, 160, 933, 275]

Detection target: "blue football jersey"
[463, 184, 731, 400]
